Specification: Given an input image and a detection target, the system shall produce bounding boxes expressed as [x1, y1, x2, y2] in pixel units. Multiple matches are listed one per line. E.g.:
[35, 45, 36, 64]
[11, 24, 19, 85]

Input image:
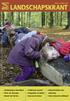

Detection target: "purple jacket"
[7, 35, 44, 67]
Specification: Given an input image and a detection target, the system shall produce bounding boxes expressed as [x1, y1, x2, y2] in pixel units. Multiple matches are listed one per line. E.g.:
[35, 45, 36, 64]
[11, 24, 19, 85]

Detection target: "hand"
[40, 49, 48, 60]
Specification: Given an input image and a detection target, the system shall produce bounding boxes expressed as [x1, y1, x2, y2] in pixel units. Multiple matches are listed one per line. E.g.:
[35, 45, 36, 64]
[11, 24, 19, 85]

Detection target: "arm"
[24, 38, 41, 60]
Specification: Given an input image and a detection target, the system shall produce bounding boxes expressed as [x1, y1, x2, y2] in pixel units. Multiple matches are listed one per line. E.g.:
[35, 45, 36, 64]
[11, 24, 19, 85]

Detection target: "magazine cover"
[0, 0, 70, 101]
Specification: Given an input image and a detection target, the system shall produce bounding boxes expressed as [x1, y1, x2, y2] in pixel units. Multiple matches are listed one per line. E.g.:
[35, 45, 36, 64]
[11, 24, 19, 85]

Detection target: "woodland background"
[0, 12, 70, 28]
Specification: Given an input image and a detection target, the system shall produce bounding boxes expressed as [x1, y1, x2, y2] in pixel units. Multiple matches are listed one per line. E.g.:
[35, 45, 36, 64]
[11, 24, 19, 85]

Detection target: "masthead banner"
[0, 0, 70, 12]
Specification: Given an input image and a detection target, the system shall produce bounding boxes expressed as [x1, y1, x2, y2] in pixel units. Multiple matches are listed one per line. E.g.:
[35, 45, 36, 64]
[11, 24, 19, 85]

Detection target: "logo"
[1, 2, 9, 10]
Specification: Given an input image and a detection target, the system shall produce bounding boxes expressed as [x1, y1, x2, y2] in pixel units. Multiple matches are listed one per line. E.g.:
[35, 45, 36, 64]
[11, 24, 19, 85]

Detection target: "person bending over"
[7, 34, 53, 82]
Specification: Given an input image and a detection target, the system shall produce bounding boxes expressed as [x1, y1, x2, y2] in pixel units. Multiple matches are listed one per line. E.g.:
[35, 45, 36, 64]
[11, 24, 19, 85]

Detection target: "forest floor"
[0, 27, 70, 85]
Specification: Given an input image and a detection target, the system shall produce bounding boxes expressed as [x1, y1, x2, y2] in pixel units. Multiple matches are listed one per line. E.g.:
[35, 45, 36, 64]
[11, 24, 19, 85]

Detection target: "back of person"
[15, 31, 38, 44]
[14, 27, 31, 34]
[7, 34, 44, 67]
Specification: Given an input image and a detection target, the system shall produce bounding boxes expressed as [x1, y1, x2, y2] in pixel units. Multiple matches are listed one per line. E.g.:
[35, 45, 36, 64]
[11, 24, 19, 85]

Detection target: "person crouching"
[7, 34, 52, 82]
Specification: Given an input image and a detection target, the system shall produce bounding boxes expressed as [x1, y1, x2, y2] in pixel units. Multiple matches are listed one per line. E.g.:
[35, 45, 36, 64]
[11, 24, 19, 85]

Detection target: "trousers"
[14, 66, 36, 82]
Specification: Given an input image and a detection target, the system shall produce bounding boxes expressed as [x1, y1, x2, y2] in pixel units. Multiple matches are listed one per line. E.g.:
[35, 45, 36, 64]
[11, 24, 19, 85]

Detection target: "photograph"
[0, 12, 70, 86]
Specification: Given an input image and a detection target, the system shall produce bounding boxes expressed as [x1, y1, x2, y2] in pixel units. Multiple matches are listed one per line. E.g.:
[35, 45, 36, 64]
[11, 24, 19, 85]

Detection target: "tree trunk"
[41, 12, 45, 27]
[65, 12, 70, 29]
[0, 13, 1, 26]
[23, 12, 25, 26]
[11, 12, 14, 23]
[60, 12, 62, 26]
[28, 12, 31, 27]
[1, 12, 4, 25]
[49, 12, 53, 28]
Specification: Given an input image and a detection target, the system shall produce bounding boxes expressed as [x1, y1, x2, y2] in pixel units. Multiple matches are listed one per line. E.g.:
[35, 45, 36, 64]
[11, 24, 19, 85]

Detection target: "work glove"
[40, 49, 48, 60]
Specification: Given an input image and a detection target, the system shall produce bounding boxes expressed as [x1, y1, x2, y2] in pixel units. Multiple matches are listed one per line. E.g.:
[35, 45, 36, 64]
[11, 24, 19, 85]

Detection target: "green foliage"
[0, 12, 68, 28]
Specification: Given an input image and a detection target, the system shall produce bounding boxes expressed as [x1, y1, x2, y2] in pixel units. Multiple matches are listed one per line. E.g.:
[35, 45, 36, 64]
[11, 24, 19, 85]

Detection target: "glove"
[40, 49, 48, 60]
